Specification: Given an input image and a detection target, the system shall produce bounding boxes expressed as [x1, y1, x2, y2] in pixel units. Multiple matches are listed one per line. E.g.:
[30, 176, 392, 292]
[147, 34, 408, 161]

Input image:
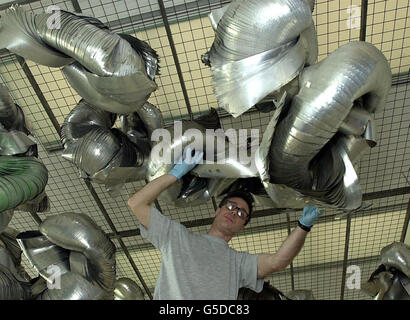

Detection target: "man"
[128, 148, 322, 299]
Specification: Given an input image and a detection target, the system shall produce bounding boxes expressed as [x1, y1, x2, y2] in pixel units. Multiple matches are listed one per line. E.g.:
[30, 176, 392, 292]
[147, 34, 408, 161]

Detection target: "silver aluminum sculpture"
[0, 84, 49, 299]
[0, 5, 164, 190]
[60, 99, 155, 191]
[202, 0, 318, 118]
[268, 41, 391, 210]
[202, 0, 392, 211]
[361, 242, 410, 300]
[0, 85, 116, 300]
[0, 5, 159, 113]
[0, 207, 118, 301]
[0, 1, 392, 212]
[1, 211, 117, 300]
[16, 212, 116, 300]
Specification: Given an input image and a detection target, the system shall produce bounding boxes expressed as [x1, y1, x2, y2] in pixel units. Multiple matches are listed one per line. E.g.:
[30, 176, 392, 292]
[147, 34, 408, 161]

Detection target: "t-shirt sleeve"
[238, 252, 264, 293]
[139, 206, 179, 251]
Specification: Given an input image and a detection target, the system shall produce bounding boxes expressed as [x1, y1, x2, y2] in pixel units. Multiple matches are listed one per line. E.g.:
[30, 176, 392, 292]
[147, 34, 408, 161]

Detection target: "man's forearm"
[259, 206, 322, 278]
[128, 174, 177, 208]
[271, 226, 308, 270]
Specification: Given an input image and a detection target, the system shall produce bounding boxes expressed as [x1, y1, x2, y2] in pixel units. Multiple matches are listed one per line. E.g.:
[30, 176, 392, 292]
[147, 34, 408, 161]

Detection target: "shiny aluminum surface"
[64, 127, 121, 175]
[16, 230, 70, 284]
[135, 102, 165, 141]
[1, 6, 158, 116]
[60, 99, 115, 146]
[35, 10, 143, 77]
[62, 62, 147, 115]
[191, 140, 258, 179]
[0, 5, 73, 68]
[333, 140, 362, 210]
[85, 66, 157, 107]
[114, 277, 145, 300]
[40, 272, 105, 300]
[364, 115, 377, 147]
[92, 165, 148, 187]
[155, 113, 261, 205]
[207, 177, 236, 198]
[63, 62, 157, 114]
[339, 104, 372, 136]
[206, 0, 317, 117]
[118, 33, 160, 81]
[382, 275, 410, 300]
[254, 97, 318, 208]
[210, 0, 313, 61]
[61, 99, 152, 188]
[337, 135, 371, 165]
[89, 130, 150, 186]
[362, 266, 410, 300]
[174, 179, 211, 207]
[380, 242, 410, 277]
[0, 85, 30, 135]
[0, 227, 29, 273]
[209, 38, 305, 118]
[269, 41, 391, 209]
[69, 251, 90, 280]
[208, 3, 230, 30]
[255, 99, 284, 182]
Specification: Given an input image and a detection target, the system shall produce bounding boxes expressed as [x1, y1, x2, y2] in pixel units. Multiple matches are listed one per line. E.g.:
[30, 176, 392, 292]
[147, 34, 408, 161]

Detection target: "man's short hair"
[218, 190, 254, 225]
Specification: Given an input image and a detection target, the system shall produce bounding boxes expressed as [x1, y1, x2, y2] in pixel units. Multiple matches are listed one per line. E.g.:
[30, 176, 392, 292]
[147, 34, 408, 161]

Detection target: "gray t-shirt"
[140, 206, 264, 300]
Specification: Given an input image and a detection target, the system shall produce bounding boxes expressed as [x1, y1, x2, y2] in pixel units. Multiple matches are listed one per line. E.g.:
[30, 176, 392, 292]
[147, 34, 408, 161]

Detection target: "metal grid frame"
[0, 0, 409, 300]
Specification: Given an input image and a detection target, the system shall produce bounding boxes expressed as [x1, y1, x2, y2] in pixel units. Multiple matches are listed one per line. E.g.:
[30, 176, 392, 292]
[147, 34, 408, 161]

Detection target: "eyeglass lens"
[226, 202, 248, 219]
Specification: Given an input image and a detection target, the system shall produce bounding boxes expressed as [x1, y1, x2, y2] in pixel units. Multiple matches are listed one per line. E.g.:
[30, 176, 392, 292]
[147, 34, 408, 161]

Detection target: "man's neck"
[207, 226, 232, 243]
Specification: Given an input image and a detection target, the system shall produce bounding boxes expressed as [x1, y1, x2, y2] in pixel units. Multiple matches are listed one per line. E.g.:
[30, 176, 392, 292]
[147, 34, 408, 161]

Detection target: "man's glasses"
[225, 201, 249, 221]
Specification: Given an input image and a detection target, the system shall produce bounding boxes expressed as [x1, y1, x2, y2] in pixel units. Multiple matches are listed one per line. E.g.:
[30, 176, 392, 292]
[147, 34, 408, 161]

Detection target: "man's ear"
[215, 207, 221, 216]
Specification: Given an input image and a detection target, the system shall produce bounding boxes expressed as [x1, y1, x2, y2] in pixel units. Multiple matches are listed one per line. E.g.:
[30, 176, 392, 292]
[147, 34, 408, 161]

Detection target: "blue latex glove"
[168, 147, 204, 179]
[298, 205, 324, 227]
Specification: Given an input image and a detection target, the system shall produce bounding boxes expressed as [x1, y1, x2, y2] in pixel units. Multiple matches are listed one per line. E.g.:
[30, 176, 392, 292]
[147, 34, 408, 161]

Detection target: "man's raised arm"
[127, 148, 203, 229]
[257, 206, 324, 278]
[128, 174, 177, 228]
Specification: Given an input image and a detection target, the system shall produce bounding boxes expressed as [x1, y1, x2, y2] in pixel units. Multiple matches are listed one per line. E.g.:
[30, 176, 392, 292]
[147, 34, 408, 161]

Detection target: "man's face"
[214, 197, 250, 235]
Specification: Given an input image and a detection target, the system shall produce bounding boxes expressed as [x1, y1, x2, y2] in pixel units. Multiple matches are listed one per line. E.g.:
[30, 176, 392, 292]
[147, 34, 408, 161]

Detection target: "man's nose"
[228, 209, 238, 217]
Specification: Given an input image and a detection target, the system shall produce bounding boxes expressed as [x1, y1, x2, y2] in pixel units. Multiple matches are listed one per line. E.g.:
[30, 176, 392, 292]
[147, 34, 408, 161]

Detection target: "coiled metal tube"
[269, 41, 391, 207]
[34, 11, 144, 77]
[204, 0, 317, 117]
[39, 212, 116, 300]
